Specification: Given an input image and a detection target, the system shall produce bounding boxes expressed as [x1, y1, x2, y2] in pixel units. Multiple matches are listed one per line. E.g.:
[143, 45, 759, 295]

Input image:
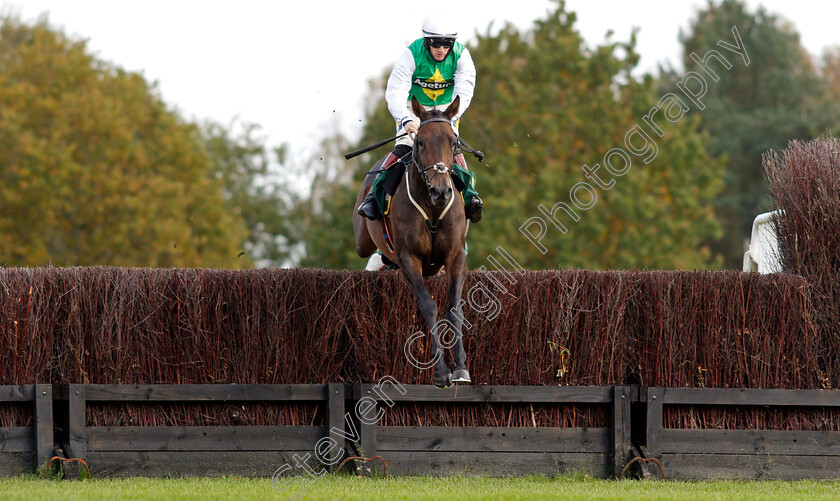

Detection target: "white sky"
[7, 1, 840, 163]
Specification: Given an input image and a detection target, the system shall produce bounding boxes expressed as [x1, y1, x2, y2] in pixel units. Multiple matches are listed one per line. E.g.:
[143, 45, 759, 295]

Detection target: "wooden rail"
[354, 384, 630, 478]
[0, 384, 53, 475]
[55, 383, 345, 477]
[4, 384, 840, 479]
[47, 383, 627, 478]
[642, 387, 840, 479]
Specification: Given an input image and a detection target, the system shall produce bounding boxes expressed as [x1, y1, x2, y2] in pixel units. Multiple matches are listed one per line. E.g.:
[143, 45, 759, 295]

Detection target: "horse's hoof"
[434, 372, 453, 389]
[452, 369, 471, 383]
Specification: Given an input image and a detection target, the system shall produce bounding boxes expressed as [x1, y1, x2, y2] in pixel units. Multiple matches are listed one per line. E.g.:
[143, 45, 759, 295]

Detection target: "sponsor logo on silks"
[415, 69, 453, 101]
[413, 78, 454, 90]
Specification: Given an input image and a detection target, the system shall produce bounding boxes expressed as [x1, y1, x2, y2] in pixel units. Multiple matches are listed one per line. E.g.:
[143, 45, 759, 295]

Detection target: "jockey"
[357, 12, 483, 223]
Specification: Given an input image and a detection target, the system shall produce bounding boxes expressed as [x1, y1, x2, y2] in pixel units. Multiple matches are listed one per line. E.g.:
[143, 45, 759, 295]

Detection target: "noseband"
[406, 117, 457, 234]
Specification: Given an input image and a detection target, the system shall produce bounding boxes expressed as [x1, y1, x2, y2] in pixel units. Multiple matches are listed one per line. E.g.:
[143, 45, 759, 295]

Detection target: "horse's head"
[411, 96, 460, 208]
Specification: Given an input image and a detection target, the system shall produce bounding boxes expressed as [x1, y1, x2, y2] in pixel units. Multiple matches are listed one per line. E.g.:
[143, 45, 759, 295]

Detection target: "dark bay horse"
[353, 96, 470, 388]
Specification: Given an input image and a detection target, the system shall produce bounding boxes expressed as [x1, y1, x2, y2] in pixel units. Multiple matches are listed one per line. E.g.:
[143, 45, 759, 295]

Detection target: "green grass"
[3, 474, 840, 500]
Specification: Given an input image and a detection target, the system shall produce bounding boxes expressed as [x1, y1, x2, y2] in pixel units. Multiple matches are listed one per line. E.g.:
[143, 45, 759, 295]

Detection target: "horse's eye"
[416, 137, 425, 147]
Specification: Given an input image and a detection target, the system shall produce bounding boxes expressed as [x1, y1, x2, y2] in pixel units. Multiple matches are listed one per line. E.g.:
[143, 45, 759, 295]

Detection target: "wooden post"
[67, 384, 87, 461]
[645, 387, 663, 459]
[612, 385, 631, 478]
[34, 384, 54, 468]
[326, 383, 345, 470]
[357, 385, 378, 461]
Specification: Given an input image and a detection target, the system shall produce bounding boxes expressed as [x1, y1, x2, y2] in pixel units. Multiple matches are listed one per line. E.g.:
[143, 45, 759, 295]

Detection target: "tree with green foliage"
[287, 132, 364, 269]
[672, 0, 840, 267]
[295, 1, 723, 270]
[0, 15, 252, 268]
[199, 120, 299, 267]
[821, 46, 840, 102]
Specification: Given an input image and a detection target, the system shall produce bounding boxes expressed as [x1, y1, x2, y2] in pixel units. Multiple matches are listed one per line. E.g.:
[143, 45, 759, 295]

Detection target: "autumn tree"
[0, 15, 248, 267]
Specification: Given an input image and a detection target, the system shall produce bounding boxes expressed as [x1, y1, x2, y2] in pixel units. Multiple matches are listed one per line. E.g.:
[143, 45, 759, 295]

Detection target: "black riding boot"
[455, 152, 483, 223]
[357, 152, 401, 220]
[357, 189, 380, 221]
[466, 194, 484, 223]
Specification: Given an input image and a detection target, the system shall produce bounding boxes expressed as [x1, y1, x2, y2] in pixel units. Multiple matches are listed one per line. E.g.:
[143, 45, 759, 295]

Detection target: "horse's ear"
[444, 96, 460, 120]
[411, 96, 425, 120]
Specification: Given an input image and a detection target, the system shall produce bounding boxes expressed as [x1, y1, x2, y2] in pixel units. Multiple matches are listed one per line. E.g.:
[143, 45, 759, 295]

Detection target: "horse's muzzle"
[429, 185, 453, 206]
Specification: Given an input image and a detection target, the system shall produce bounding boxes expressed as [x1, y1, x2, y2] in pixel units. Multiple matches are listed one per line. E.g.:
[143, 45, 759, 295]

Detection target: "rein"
[408, 117, 457, 234]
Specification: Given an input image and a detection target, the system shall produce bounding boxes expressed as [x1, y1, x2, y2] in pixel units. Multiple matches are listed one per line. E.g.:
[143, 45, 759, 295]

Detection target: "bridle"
[407, 117, 457, 234]
[411, 117, 455, 186]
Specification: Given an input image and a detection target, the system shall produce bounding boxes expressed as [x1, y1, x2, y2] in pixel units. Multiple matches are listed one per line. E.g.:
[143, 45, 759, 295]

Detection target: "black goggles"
[427, 37, 453, 49]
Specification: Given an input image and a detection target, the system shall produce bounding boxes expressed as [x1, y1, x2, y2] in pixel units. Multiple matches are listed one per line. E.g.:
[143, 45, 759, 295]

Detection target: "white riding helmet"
[422, 11, 457, 40]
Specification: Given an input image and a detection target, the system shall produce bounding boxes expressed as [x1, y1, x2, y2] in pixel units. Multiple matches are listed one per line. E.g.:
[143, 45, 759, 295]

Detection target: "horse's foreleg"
[446, 251, 470, 383]
[398, 253, 452, 388]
